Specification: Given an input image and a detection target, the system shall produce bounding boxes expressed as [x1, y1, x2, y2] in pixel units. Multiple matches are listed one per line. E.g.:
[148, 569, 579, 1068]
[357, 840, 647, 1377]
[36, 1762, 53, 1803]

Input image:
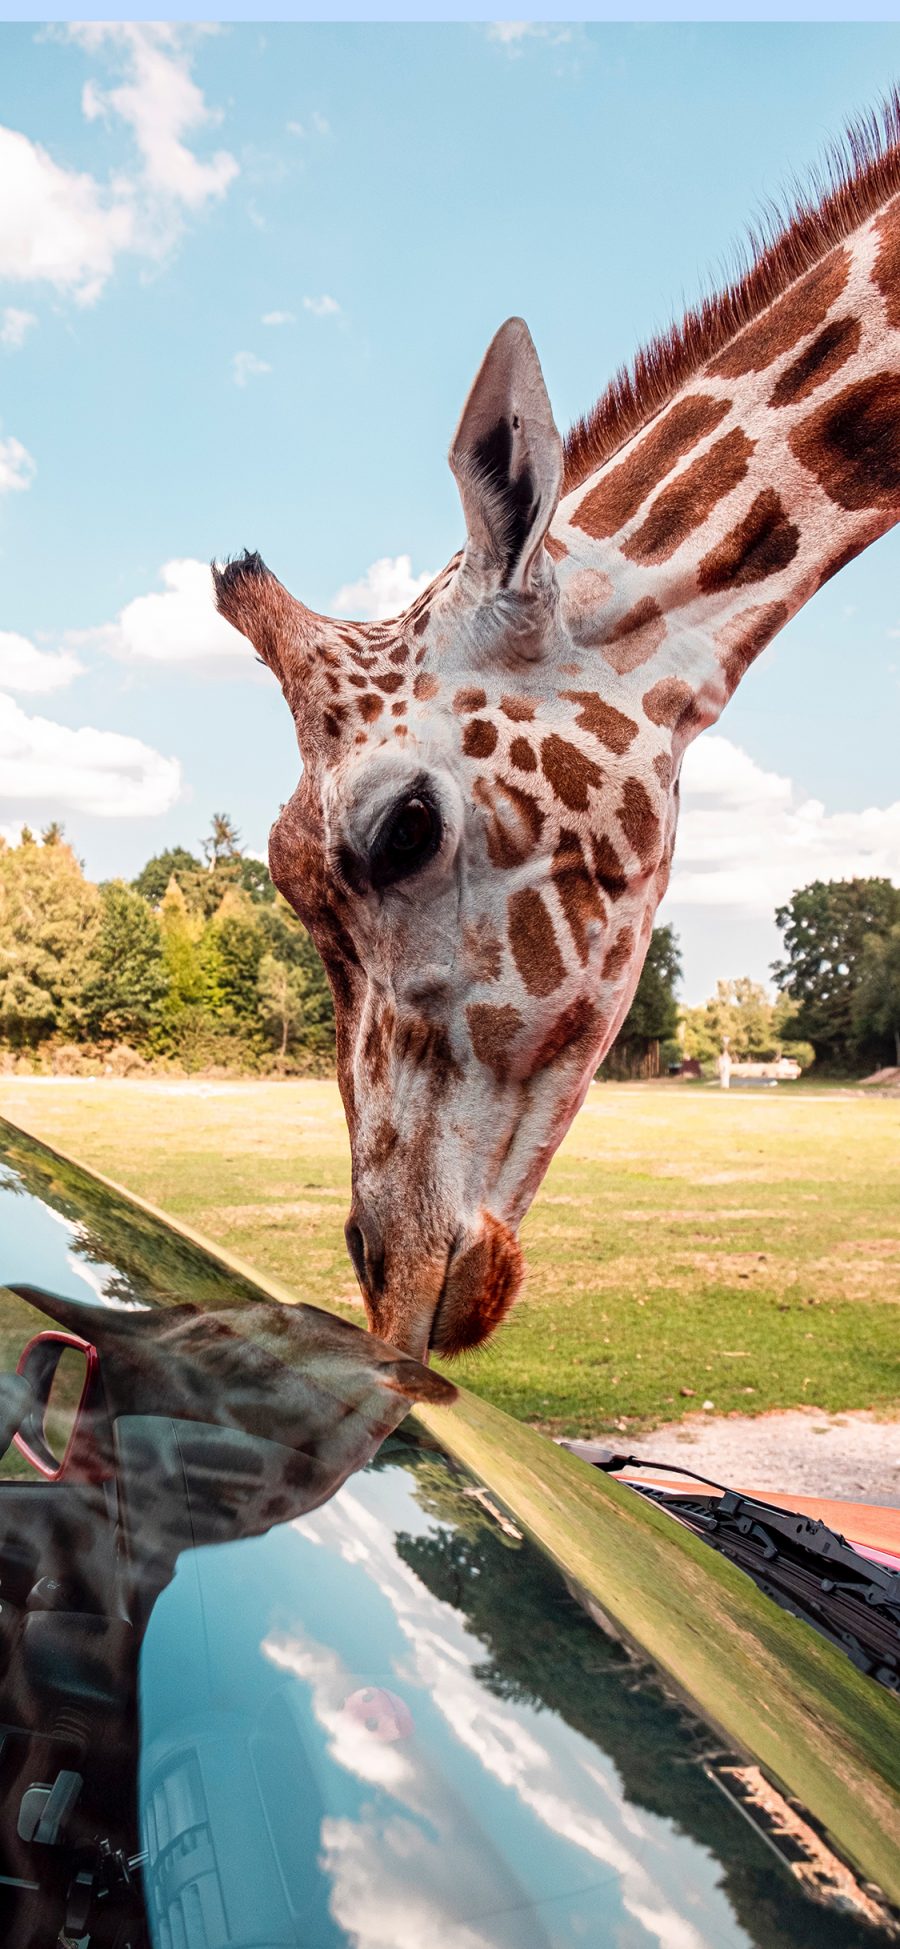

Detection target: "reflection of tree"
[0, 1125, 264, 1315]
[395, 1456, 887, 1949]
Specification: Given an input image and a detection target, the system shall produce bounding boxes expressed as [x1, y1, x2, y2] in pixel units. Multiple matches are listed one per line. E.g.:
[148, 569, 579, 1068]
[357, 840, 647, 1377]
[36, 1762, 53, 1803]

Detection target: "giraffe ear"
[449, 318, 563, 594]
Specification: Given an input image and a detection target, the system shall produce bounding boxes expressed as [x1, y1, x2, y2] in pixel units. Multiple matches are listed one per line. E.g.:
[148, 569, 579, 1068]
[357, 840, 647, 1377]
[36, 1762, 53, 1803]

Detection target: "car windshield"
[0, 1119, 898, 1949]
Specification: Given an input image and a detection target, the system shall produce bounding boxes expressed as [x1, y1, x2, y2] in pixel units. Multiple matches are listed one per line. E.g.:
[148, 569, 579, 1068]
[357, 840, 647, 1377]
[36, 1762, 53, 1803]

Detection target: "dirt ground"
[568, 1408, 900, 1507]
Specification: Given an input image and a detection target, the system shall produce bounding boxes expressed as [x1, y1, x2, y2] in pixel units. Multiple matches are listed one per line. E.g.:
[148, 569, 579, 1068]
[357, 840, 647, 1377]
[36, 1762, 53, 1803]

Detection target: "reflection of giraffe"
[216, 106, 900, 1360]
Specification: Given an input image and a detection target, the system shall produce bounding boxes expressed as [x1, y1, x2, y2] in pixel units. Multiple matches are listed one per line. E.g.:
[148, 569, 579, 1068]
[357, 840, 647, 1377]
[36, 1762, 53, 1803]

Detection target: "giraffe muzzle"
[428, 1214, 525, 1358]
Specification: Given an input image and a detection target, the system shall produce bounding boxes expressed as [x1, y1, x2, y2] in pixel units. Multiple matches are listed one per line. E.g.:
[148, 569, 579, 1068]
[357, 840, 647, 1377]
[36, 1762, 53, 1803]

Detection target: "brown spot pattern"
[454, 686, 487, 714]
[500, 694, 536, 722]
[602, 925, 635, 982]
[540, 734, 604, 812]
[707, 247, 850, 378]
[510, 736, 537, 771]
[591, 833, 629, 899]
[642, 677, 696, 730]
[474, 777, 545, 869]
[414, 671, 439, 700]
[552, 831, 606, 965]
[373, 670, 404, 694]
[544, 533, 568, 561]
[507, 889, 566, 997]
[395, 1015, 460, 1092]
[698, 488, 799, 593]
[653, 752, 673, 790]
[368, 1119, 399, 1168]
[624, 429, 754, 566]
[463, 718, 499, 758]
[789, 371, 900, 509]
[573, 393, 731, 539]
[601, 597, 667, 675]
[529, 995, 599, 1074]
[561, 690, 638, 754]
[618, 778, 661, 873]
[363, 1004, 394, 1089]
[466, 1002, 523, 1079]
[715, 601, 789, 694]
[358, 694, 384, 723]
[768, 315, 861, 408]
[874, 194, 900, 328]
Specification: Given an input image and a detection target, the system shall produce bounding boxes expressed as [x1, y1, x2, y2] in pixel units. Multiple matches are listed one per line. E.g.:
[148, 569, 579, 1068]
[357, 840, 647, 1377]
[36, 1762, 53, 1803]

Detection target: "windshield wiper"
[562, 1446, 900, 1693]
[642, 1485, 900, 1693]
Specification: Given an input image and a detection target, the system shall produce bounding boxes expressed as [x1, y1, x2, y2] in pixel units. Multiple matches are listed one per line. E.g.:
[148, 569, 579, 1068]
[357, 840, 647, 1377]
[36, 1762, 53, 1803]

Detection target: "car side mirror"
[13, 1332, 97, 1480]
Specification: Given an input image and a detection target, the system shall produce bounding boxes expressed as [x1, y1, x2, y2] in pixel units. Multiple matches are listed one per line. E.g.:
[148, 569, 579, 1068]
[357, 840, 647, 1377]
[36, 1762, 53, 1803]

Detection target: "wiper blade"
[642, 1486, 900, 1692]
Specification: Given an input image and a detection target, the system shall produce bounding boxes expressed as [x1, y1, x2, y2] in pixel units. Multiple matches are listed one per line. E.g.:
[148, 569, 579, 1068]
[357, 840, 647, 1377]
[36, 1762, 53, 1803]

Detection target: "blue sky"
[2, 22, 899, 1000]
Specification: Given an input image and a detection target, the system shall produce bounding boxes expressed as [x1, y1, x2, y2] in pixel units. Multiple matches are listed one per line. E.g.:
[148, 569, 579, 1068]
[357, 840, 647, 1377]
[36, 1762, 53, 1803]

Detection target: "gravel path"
[569, 1409, 900, 1507]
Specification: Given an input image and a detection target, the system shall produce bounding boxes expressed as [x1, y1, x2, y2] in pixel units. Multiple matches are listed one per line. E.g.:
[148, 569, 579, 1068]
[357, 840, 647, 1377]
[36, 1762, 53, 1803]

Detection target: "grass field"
[0, 1077, 897, 1438]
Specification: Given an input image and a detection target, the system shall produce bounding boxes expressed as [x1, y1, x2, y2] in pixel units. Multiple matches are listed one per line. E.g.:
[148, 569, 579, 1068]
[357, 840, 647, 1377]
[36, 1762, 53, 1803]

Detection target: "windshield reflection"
[0, 1118, 897, 1949]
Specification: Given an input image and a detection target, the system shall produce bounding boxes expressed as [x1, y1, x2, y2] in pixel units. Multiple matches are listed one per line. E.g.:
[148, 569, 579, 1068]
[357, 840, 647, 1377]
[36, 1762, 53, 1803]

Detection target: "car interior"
[0, 1282, 420, 1949]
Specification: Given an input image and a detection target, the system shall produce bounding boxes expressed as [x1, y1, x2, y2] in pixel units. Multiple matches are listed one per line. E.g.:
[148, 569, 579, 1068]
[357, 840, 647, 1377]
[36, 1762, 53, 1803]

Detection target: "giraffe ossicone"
[215, 103, 900, 1360]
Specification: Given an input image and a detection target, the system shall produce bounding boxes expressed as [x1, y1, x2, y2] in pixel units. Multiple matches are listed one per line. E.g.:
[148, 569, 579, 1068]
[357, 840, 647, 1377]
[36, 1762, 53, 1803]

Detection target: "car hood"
[0, 1112, 898, 1948]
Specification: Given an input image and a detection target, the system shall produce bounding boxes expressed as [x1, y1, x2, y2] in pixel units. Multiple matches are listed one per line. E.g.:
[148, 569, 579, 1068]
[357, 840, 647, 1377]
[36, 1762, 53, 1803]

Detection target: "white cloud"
[0, 436, 36, 495]
[0, 691, 180, 818]
[333, 555, 433, 622]
[302, 293, 341, 319]
[70, 24, 238, 211]
[0, 26, 237, 306]
[0, 125, 134, 304]
[0, 307, 37, 350]
[0, 631, 83, 694]
[670, 734, 900, 916]
[261, 309, 294, 326]
[287, 112, 330, 138]
[75, 558, 252, 668]
[232, 348, 271, 386]
[487, 21, 572, 50]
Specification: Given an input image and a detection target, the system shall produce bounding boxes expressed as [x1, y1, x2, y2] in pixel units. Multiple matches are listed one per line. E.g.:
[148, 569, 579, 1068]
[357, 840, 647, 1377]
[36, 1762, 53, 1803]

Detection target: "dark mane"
[563, 89, 900, 493]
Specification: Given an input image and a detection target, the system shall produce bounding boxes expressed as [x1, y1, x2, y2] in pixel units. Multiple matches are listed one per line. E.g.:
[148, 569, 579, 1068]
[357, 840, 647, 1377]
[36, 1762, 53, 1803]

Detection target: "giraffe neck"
[550, 191, 900, 719]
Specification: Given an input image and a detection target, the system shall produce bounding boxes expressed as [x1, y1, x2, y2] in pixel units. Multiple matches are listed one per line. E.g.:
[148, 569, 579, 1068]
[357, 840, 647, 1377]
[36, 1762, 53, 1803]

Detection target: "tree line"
[607, 877, 900, 1079]
[0, 816, 334, 1073]
[1, 817, 897, 1078]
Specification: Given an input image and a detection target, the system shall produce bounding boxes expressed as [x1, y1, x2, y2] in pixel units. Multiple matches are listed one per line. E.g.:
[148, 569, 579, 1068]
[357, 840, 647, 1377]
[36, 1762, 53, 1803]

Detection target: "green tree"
[257, 953, 308, 1057]
[258, 895, 335, 1057]
[772, 878, 900, 1067]
[681, 979, 813, 1068]
[81, 881, 168, 1044]
[237, 855, 276, 904]
[0, 837, 100, 1045]
[207, 888, 267, 1025]
[132, 846, 203, 910]
[603, 926, 681, 1074]
[158, 877, 204, 1014]
[852, 922, 900, 1067]
[203, 811, 242, 866]
[621, 925, 681, 1043]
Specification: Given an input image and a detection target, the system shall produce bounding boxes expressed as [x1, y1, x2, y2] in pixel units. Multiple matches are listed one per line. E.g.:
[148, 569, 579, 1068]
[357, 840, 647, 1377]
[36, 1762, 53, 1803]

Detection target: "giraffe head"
[215, 320, 709, 1360]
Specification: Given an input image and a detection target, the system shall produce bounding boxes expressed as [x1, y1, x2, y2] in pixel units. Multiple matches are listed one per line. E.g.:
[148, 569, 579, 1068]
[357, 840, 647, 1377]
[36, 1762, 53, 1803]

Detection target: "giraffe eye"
[371, 792, 442, 889]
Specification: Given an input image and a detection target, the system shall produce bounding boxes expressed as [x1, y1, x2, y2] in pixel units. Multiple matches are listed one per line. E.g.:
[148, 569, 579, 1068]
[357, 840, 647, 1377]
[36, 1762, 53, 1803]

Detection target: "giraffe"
[215, 103, 900, 1362]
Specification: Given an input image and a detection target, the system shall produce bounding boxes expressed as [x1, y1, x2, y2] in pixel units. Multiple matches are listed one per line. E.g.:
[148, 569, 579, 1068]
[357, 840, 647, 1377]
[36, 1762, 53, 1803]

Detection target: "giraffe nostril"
[345, 1209, 386, 1300]
[345, 1221, 367, 1288]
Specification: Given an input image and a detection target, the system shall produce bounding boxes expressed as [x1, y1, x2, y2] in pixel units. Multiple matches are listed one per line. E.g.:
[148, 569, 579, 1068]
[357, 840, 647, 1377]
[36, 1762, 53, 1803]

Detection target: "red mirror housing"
[14, 1331, 99, 1481]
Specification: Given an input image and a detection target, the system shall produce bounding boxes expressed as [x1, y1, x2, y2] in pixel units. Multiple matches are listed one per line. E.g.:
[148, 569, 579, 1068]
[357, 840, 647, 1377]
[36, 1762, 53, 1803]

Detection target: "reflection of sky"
[0, 1179, 148, 1311]
[140, 1458, 756, 1949]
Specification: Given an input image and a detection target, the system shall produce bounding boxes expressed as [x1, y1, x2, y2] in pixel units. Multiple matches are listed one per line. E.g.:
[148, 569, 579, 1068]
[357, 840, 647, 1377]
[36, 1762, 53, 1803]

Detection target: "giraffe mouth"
[427, 1216, 524, 1358]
